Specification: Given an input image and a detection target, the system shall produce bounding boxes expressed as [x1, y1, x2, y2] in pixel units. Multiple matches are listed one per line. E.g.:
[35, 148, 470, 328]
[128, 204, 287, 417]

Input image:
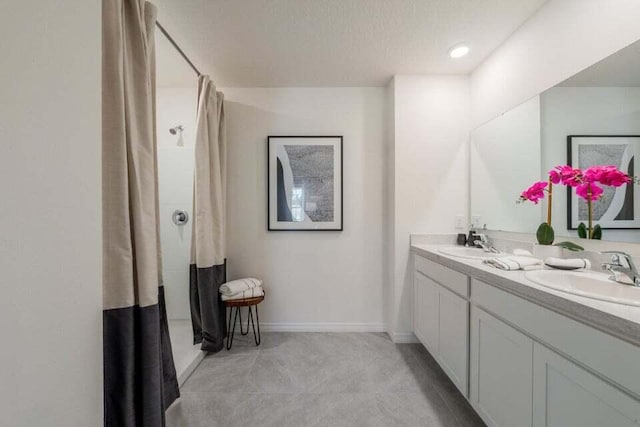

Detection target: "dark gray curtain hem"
[190, 261, 227, 353]
[158, 286, 180, 410]
[103, 287, 179, 427]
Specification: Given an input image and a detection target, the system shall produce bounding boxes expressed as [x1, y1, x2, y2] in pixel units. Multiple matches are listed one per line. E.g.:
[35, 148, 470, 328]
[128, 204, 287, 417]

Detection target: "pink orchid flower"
[519, 181, 548, 204]
[575, 182, 604, 201]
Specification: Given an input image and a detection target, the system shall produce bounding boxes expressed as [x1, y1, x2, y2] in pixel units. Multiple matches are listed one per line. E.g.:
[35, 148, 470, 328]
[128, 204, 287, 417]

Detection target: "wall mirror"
[470, 39, 640, 243]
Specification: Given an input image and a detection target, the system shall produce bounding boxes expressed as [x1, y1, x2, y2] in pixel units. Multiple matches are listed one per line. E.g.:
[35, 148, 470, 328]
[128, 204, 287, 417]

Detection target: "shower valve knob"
[172, 210, 189, 226]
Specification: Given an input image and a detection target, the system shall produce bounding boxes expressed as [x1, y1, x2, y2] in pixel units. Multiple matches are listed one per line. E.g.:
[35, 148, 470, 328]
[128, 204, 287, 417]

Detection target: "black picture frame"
[267, 135, 343, 231]
[567, 135, 640, 230]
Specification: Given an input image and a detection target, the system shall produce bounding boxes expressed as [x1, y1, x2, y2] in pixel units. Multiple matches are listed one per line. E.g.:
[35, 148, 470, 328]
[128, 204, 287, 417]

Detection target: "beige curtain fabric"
[189, 76, 227, 352]
[191, 75, 227, 267]
[102, 0, 179, 423]
[103, 0, 161, 310]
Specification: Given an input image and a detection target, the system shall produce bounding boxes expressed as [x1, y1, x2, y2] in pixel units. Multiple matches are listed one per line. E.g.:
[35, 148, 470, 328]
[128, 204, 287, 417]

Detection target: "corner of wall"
[384, 77, 397, 333]
[388, 74, 471, 337]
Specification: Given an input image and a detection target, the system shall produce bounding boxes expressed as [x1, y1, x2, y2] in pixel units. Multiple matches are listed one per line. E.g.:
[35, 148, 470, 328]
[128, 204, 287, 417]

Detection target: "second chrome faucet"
[601, 251, 640, 287]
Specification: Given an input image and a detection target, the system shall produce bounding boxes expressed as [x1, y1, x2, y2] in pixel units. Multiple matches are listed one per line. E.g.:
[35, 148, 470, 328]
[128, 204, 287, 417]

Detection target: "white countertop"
[411, 243, 640, 346]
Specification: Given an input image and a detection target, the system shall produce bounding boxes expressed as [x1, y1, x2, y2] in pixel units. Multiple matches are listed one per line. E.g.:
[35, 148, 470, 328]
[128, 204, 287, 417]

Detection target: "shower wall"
[157, 86, 198, 320]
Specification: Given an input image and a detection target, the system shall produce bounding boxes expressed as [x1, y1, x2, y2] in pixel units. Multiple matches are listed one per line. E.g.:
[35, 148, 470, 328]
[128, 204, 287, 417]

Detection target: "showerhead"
[169, 125, 184, 135]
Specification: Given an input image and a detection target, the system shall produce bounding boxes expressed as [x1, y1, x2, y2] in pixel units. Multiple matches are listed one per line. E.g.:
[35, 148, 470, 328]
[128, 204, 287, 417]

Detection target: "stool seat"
[223, 294, 264, 307]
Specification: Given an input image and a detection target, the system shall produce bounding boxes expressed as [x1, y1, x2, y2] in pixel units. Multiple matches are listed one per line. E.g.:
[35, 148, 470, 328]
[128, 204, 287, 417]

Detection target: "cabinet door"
[533, 343, 640, 427]
[470, 306, 533, 427]
[438, 285, 469, 396]
[414, 271, 439, 355]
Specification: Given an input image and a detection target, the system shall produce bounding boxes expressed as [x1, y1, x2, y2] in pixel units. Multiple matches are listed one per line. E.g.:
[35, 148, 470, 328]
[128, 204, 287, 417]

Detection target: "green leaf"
[577, 222, 587, 239]
[536, 223, 555, 245]
[592, 224, 602, 240]
[554, 241, 584, 252]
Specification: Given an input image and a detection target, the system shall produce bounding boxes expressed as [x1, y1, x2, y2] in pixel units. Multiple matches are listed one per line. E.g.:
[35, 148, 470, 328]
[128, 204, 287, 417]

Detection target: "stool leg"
[240, 307, 249, 336]
[248, 305, 261, 346]
[239, 307, 248, 336]
[226, 306, 239, 351]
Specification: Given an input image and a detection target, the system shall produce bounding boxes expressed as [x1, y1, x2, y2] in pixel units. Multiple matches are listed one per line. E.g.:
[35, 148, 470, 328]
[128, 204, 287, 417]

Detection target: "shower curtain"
[190, 75, 228, 352]
[102, 0, 179, 425]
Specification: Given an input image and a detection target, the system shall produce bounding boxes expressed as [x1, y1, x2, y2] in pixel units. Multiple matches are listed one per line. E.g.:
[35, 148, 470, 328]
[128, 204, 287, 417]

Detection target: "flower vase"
[532, 244, 562, 260]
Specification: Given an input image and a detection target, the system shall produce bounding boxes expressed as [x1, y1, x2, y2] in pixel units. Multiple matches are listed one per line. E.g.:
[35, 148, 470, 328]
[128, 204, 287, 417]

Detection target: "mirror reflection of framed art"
[567, 135, 640, 230]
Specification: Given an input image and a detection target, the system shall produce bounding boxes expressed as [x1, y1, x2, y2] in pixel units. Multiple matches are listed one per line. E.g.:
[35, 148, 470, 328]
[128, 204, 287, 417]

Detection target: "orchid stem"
[587, 184, 593, 239]
[547, 179, 553, 225]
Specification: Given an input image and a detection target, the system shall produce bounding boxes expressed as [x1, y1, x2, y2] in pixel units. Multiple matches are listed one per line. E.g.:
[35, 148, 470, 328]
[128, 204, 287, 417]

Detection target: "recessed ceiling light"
[449, 44, 470, 59]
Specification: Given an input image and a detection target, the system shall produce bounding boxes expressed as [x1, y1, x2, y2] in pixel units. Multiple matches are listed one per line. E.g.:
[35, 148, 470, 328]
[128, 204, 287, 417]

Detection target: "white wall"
[470, 96, 541, 233]
[156, 87, 198, 319]
[471, 0, 640, 128]
[0, 1, 102, 426]
[223, 87, 386, 330]
[390, 76, 470, 339]
[541, 87, 640, 243]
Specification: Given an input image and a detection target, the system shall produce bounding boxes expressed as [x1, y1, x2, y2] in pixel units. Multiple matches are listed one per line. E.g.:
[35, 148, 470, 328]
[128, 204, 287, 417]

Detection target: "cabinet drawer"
[415, 254, 469, 297]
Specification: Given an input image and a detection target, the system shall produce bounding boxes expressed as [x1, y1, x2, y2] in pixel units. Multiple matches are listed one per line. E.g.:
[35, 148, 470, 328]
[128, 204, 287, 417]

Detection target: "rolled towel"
[221, 285, 264, 301]
[544, 257, 591, 270]
[484, 256, 543, 271]
[220, 278, 263, 296]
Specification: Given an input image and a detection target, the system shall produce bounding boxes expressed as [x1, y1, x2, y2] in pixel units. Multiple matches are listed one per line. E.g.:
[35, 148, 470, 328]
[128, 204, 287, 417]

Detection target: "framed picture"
[267, 136, 343, 231]
[567, 135, 640, 230]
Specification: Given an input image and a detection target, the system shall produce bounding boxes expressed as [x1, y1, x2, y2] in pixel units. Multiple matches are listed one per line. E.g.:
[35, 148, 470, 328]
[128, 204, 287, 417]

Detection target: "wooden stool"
[224, 293, 264, 350]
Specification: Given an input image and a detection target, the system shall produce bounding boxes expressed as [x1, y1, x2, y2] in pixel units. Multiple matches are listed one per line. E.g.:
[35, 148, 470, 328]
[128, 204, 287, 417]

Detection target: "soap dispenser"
[467, 225, 478, 248]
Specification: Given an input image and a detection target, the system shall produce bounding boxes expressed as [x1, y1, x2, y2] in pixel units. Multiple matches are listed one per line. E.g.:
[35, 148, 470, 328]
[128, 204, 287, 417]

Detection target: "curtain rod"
[156, 21, 202, 77]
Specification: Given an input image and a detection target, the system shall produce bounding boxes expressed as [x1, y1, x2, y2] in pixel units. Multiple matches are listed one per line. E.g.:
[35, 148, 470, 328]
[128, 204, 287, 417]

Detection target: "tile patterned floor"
[166, 332, 486, 427]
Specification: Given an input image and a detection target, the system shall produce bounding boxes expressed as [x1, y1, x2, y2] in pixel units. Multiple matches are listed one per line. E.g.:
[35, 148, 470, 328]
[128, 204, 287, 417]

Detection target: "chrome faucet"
[476, 234, 500, 254]
[601, 251, 640, 287]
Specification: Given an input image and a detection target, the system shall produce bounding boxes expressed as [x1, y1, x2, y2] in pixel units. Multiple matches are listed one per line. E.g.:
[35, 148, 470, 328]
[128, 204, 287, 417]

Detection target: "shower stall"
[155, 28, 203, 383]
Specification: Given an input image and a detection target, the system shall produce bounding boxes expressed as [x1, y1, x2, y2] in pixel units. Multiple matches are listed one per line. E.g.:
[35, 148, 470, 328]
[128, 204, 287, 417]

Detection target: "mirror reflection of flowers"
[562, 165, 634, 239]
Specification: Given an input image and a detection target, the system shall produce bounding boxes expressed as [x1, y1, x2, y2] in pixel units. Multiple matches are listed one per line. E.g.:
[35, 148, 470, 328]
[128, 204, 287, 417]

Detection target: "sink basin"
[438, 247, 502, 260]
[525, 270, 640, 306]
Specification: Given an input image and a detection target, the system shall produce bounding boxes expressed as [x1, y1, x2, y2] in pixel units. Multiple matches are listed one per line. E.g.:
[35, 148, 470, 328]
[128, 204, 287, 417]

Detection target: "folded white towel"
[544, 257, 591, 270]
[484, 256, 544, 271]
[221, 285, 264, 301]
[220, 278, 263, 296]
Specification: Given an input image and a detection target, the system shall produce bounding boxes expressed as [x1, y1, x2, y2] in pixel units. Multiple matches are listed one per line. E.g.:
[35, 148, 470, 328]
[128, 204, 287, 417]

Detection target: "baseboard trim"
[391, 332, 419, 344]
[260, 322, 386, 333]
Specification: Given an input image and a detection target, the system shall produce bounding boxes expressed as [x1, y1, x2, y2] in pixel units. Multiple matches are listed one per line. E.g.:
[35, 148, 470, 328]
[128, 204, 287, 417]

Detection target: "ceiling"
[154, 0, 547, 87]
[558, 39, 640, 87]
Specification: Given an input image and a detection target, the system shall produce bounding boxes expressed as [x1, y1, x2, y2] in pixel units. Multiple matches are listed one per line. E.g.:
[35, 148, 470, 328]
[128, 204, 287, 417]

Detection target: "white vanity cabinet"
[468, 304, 640, 427]
[470, 277, 640, 427]
[470, 306, 533, 427]
[412, 250, 640, 427]
[413, 255, 469, 396]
